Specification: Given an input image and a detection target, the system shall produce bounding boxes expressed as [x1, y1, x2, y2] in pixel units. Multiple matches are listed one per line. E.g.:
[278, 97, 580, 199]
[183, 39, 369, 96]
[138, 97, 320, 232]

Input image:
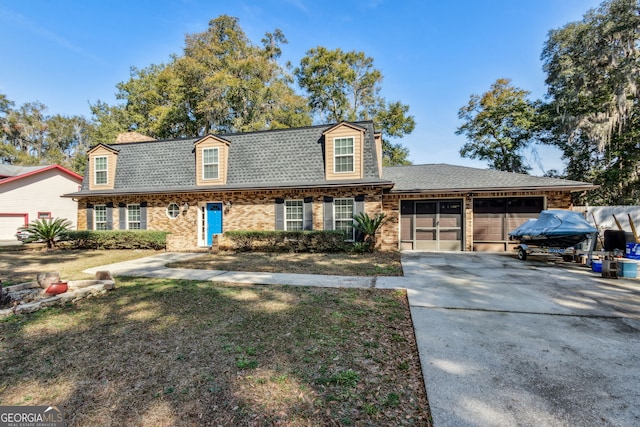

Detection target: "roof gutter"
[388, 184, 599, 195]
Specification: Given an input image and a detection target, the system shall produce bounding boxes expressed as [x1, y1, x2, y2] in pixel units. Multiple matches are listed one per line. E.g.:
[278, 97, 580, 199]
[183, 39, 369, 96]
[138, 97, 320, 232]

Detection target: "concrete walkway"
[85, 251, 640, 427]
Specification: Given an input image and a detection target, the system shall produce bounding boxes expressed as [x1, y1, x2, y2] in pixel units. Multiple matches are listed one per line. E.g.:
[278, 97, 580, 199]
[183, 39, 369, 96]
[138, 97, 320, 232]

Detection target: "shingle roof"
[382, 164, 595, 192]
[78, 121, 387, 194]
[0, 164, 48, 177]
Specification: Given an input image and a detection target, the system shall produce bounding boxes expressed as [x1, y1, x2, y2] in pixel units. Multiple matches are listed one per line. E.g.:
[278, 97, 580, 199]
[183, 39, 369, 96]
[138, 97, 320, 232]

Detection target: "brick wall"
[76, 186, 386, 252]
[76, 189, 575, 252]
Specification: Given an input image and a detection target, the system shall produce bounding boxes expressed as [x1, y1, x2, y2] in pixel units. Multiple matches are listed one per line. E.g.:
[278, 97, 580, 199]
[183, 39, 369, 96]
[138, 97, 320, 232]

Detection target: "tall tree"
[106, 15, 311, 139]
[0, 93, 93, 173]
[541, 0, 640, 204]
[295, 47, 415, 165]
[456, 78, 536, 173]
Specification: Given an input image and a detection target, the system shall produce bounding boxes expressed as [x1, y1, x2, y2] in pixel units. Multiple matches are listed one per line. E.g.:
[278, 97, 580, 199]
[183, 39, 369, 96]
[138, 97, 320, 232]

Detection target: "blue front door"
[206, 203, 223, 246]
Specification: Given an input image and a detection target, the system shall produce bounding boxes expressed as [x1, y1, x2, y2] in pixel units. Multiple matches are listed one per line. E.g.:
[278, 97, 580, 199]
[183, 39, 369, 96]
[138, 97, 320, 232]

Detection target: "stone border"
[0, 279, 116, 317]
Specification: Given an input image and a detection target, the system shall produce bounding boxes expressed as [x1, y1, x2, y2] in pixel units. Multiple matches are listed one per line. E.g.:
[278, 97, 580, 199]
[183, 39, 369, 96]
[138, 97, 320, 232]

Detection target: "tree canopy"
[540, 0, 640, 204]
[295, 47, 415, 165]
[456, 78, 536, 173]
[455, 0, 639, 204]
[0, 94, 92, 174]
[3, 15, 416, 172]
[108, 16, 311, 141]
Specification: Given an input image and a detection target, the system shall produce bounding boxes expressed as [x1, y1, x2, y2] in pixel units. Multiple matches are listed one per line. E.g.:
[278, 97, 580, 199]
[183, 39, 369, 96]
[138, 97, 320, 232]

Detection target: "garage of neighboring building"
[0, 213, 27, 240]
[472, 197, 544, 251]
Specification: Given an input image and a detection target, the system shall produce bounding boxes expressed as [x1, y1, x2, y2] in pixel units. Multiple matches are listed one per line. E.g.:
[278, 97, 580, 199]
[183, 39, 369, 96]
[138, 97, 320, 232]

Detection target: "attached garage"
[400, 199, 463, 251]
[382, 164, 597, 252]
[472, 197, 544, 251]
[0, 214, 27, 240]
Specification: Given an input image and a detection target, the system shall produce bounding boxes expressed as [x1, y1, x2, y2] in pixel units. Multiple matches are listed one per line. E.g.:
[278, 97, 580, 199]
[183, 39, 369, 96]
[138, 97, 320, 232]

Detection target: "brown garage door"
[473, 197, 544, 251]
[401, 200, 463, 251]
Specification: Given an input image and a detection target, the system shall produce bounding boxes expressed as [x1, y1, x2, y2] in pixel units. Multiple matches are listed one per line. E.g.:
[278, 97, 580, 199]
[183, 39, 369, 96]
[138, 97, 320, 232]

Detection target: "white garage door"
[0, 215, 27, 240]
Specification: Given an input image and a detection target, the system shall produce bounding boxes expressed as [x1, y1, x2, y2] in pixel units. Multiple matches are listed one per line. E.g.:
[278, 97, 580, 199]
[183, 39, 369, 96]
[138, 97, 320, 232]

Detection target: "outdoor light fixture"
[183, 202, 190, 213]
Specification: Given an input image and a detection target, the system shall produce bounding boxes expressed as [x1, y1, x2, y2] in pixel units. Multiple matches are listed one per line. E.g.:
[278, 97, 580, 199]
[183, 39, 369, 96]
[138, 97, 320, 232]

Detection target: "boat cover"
[509, 210, 597, 238]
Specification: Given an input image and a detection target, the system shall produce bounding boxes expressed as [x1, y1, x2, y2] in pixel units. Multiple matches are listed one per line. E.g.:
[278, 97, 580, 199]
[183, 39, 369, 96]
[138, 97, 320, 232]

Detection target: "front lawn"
[0, 248, 159, 285]
[0, 277, 431, 426]
[167, 251, 404, 276]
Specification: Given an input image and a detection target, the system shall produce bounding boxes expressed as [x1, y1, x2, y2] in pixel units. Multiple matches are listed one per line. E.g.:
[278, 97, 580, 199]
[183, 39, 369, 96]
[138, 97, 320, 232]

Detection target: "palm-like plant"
[353, 212, 387, 251]
[19, 218, 72, 249]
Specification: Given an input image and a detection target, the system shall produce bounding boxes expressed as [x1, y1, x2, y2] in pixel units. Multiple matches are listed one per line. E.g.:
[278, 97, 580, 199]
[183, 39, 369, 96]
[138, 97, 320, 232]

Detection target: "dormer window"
[95, 156, 108, 185]
[202, 148, 219, 180]
[334, 137, 354, 173]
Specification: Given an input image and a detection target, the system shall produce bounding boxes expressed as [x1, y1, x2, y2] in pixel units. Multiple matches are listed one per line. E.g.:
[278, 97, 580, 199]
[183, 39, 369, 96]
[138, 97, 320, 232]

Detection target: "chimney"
[374, 132, 383, 177]
[114, 132, 157, 143]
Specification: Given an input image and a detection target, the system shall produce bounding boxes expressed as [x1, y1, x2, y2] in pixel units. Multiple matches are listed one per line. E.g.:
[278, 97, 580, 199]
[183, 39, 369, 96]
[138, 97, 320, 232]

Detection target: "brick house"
[65, 121, 595, 252]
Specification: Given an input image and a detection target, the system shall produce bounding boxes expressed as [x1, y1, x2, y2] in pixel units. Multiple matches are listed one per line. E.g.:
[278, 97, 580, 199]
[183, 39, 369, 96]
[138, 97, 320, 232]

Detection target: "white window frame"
[94, 205, 107, 230]
[333, 137, 354, 173]
[334, 198, 355, 241]
[166, 202, 181, 219]
[127, 204, 141, 230]
[94, 156, 108, 185]
[285, 200, 304, 231]
[202, 147, 219, 180]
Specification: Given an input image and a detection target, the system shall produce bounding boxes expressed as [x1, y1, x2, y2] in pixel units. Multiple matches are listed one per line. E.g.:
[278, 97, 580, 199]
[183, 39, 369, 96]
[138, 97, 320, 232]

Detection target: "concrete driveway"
[379, 253, 640, 427]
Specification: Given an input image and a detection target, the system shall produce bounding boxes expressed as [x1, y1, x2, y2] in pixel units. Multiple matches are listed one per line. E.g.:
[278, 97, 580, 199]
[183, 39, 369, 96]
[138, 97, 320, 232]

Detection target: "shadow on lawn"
[0, 277, 430, 426]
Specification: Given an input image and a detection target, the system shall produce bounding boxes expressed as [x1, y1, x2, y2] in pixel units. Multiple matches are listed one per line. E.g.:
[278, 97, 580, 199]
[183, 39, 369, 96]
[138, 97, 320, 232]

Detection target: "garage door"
[0, 214, 27, 240]
[473, 197, 544, 251]
[400, 200, 463, 251]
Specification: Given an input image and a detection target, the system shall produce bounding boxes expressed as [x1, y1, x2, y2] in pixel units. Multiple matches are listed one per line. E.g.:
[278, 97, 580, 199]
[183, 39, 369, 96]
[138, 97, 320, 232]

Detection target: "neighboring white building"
[0, 164, 83, 240]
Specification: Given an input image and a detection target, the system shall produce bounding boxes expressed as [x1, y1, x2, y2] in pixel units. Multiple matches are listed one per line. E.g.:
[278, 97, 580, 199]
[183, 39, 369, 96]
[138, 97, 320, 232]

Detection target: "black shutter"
[275, 198, 285, 230]
[86, 203, 93, 230]
[323, 196, 334, 230]
[140, 202, 148, 230]
[119, 203, 126, 230]
[106, 202, 114, 230]
[303, 197, 313, 231]
[354, 195, 365, 241]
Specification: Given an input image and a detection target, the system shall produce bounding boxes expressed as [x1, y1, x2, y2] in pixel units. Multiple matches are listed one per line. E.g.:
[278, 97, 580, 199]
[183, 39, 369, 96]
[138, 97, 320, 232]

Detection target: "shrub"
[224, 230, 348, 253]
[19, 217, 72, 249]
[64, 230, 169, 250]
[353, 212, 388, 251]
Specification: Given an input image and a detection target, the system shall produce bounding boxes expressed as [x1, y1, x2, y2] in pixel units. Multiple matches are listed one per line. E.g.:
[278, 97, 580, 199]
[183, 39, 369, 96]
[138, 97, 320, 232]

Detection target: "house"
[65, 121, 595, 251]
[0, 164, 83, 240]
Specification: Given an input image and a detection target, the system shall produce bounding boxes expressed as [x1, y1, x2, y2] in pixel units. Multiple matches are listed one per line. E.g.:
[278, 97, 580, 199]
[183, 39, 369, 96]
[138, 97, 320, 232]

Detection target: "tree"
[0, 93, 93, 174]
[456, 78, 537, 173]
[295, 47, 415, 165]
[103, 15, 311, 140]
[540, 0, 640, 204]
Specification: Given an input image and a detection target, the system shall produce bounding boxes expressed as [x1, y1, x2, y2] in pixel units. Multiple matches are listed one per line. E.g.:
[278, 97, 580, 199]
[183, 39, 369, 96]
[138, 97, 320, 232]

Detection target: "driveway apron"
[378, 252, 640, 427]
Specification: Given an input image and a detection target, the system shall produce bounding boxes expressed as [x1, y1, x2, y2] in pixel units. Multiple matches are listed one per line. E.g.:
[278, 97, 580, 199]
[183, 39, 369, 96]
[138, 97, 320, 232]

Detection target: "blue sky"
[0, 0, 602, 174]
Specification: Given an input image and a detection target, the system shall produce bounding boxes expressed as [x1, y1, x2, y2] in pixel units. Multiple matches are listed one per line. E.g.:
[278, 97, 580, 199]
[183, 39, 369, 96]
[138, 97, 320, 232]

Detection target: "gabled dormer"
[322, 122, 366, 180]
[194, 135, 230, 186]
[88, 144, 119, 190]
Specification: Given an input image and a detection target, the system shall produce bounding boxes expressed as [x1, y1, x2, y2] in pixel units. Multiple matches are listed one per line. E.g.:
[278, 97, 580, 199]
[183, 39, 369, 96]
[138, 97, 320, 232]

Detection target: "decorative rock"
[15, 301, 42, 314]
[95, 271, 113, 281]
[36, 272, 61, 290]
[40, 295, 62, 307]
